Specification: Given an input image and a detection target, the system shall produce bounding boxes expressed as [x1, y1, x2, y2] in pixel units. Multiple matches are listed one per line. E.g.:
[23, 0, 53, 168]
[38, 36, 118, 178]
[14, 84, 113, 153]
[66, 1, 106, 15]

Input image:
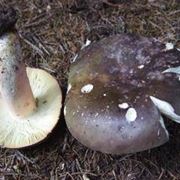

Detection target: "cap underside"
[0, 67, 62, 148]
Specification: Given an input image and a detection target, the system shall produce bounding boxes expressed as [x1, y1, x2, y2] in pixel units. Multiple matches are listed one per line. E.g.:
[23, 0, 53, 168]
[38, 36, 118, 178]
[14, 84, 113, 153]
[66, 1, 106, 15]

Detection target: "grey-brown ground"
[0, 0, 179, 179]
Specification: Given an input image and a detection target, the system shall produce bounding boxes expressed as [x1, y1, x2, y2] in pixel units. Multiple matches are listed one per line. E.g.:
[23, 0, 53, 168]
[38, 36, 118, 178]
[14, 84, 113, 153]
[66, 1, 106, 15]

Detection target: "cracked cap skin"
[65, 34, 180, 154]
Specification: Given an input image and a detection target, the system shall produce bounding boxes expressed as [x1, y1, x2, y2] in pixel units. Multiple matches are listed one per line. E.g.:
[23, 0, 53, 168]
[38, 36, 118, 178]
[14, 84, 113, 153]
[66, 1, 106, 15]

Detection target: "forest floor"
[0, 0, 180, 179]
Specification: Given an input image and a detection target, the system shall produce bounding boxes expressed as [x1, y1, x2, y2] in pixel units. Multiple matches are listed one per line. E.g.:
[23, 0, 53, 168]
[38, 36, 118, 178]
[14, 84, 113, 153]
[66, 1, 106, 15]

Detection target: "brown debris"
[0, 0, 179, 179]
[0, 6, 18, 36]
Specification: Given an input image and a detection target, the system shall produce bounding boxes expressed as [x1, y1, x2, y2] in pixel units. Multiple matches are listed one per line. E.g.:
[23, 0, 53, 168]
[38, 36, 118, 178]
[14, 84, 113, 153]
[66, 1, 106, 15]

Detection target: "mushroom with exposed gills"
[0, 7, 62, 148]
[65, 34, 180, 154]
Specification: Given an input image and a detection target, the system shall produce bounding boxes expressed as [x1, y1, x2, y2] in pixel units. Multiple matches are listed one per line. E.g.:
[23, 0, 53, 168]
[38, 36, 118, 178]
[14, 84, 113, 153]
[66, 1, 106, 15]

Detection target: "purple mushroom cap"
[64, 34, 180, 154]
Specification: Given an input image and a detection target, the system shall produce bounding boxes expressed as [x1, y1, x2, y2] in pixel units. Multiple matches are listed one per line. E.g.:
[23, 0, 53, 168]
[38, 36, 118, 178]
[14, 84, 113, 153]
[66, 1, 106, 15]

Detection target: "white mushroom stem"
[0, 32, 36, 118]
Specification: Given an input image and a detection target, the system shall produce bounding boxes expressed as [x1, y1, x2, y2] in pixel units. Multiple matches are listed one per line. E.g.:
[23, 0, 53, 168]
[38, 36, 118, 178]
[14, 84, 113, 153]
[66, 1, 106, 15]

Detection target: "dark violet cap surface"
[65, 34, 180, 154]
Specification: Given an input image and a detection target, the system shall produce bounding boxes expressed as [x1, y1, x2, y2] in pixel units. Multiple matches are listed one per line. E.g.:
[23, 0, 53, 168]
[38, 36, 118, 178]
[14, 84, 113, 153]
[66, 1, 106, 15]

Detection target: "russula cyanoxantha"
[0, 8, 62, 148]
[65, 34, 180, 154]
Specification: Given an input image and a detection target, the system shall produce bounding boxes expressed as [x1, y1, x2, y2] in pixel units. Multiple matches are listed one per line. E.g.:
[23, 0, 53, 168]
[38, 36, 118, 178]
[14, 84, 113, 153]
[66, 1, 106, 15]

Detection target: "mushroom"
[64, 34, 180, 154]
[0, 8, 62, 148]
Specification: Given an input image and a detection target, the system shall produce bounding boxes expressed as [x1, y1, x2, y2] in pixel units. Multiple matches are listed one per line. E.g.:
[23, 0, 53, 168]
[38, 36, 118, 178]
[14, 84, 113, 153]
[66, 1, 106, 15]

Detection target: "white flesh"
[0, 67, 62, 148]
[150, 96, 180, 123]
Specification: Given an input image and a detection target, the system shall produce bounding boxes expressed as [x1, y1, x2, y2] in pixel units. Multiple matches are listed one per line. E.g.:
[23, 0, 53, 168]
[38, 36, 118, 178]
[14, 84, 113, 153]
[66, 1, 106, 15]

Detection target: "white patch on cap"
[118, 103, 129, 109]
[125, 108, 137, 123]
[159, 116, 169, 138]
[81, 84, 94, 93]
[165, 42, 174, 51]
[163, 66, 180, 75]
[150, 96, 180, 123]
[95, 113, 99, 117]
[81, 39, 91, 49]
[67, 84, 72, 94]
[64, 106, 67, 116]
[85, 39, 91, 46]
[138, 65, 144, 69]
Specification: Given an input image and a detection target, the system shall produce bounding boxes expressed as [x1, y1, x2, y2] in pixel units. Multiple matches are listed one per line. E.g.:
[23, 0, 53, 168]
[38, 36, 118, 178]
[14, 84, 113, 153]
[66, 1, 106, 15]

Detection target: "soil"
[0, 0, 179, 179]
[0, 6, 17, 36]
